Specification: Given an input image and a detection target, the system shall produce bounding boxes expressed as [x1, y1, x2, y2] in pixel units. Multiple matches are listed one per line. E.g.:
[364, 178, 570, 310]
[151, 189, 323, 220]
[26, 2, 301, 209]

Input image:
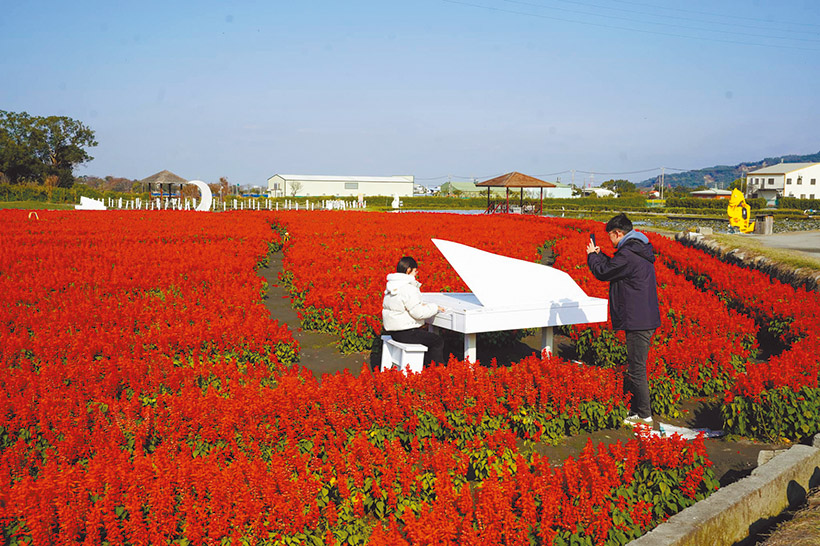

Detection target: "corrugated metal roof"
[747, 163, 819, 174]
[441, 181, 480, 191]
[690, 188, 733, 196]
[269, 174, 413, 183]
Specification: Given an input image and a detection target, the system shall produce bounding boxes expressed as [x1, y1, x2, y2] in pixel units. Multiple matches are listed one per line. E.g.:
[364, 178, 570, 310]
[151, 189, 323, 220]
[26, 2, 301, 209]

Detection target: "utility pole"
[741, 166, 749, 198]
[661, 167, 665, 200]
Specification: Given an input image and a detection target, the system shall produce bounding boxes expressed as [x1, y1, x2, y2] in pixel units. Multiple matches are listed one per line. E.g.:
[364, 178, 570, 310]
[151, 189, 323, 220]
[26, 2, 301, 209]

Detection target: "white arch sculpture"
[186, 180, 213, 212]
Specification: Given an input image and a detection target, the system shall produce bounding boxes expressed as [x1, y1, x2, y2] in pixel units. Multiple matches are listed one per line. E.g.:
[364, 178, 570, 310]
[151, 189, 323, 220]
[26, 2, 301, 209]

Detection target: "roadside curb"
[629, 434, 820, 545]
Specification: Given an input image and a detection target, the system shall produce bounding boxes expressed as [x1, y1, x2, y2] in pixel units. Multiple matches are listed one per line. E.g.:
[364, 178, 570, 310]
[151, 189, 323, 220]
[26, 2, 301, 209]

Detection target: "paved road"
[751, 229, 820, 259]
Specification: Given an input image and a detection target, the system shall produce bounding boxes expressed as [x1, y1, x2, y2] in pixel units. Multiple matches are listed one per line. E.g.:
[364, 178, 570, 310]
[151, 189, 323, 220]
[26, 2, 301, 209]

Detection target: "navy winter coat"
[587, 231, 661, 331]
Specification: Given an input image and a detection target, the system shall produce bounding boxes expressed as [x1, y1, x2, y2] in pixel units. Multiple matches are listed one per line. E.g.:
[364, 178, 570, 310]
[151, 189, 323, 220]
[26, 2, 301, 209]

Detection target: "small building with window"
[266, 174, 414, 198]
[746, 163, 820, 205]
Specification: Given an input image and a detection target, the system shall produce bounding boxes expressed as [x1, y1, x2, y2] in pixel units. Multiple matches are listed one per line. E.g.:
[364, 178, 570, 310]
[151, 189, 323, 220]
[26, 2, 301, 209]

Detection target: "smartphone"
[590, 233, 596, 246]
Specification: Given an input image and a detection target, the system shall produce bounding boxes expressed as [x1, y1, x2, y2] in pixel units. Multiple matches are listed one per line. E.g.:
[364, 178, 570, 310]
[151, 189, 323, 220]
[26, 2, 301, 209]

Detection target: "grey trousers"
[625, 329, 655, 419]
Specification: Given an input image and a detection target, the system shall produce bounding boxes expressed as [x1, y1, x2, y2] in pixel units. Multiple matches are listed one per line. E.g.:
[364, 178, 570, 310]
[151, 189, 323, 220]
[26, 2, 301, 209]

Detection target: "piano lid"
[431, 238, 590, 308]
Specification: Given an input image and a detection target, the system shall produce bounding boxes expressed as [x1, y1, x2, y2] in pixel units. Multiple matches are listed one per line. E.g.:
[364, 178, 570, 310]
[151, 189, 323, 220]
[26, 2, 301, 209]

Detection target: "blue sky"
[3, 0, 819, 187]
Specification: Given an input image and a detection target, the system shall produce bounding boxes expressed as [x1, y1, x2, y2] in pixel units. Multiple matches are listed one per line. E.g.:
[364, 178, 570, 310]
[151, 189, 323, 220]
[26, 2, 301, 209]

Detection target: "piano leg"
[464, 333, 477, 362]
[541, 327, 554, 357]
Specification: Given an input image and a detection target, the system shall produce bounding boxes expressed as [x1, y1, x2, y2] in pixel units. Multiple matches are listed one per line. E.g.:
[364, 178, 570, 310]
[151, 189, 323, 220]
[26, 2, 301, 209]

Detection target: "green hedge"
[0, 183, 158, 204]
[0, 183, 102, 203]
[778, 197, 820, 211]
[665, 197, 767, 210]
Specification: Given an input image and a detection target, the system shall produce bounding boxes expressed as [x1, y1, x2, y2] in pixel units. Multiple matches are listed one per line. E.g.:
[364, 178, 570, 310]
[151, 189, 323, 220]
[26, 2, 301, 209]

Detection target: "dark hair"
[605, 213, 633, 233]
[396, 256, 418, 273]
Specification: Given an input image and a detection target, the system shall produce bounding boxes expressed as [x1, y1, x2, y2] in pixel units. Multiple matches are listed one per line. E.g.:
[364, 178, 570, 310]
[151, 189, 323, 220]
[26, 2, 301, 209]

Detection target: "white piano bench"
[380, 335, 427, 374]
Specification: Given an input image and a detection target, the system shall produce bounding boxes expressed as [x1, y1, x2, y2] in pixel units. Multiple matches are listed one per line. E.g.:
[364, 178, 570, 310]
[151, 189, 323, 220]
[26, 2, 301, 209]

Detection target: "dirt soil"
[260, 253, 791, 487]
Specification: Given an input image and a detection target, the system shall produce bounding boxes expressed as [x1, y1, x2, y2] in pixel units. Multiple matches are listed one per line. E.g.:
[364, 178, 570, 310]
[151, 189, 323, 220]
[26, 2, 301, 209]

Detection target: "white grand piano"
[421, 239, 608, 361]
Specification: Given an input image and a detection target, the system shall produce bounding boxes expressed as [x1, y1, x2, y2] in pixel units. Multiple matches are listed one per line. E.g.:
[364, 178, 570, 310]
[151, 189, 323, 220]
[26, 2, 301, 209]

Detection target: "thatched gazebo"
[139, 170, 188, 199]
[476, 172, 556, 214]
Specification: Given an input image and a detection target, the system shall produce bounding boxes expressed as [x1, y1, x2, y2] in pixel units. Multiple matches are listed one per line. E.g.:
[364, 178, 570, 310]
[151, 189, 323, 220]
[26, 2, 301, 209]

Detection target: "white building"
[545, 182, 575, 199]
[266, 174, 414, 198]
[746, 163, 820, 204]
[523, 183, 575, 199]
[581, 187, 617, 198]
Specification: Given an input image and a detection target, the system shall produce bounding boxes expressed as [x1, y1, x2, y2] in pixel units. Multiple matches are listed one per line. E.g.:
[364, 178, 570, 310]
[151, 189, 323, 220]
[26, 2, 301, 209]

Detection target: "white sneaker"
[623, 414, 653, 427]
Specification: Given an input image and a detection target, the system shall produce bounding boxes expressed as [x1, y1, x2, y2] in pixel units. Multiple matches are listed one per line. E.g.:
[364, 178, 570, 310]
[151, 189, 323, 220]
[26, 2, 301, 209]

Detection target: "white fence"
[92, 197, 368, 212]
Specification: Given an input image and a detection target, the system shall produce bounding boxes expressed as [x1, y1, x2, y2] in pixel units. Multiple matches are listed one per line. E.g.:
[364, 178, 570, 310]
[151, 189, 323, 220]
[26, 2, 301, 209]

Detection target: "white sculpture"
[75, 196, 107, 210]
[186, 180, 213, 212]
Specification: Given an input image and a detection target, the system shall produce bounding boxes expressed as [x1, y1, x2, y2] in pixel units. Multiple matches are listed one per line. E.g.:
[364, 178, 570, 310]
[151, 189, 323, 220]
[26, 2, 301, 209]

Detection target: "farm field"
[2, 209, 819, 545]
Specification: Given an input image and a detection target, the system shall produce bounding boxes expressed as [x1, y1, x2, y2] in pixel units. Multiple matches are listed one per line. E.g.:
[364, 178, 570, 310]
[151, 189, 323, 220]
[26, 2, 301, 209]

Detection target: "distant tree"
[601, 179, 637, 195]
[0, 110, 97, 187]
[180, 182, 198, 200]
[729, 178, 746, 192]
[76, 175, 106, 189]
[218, 177, 230, 199]
[290, 180, 303, 197]
[670, 185, 690, 198]
[103, 176, 137, 193]
[77, 174, 137, 193]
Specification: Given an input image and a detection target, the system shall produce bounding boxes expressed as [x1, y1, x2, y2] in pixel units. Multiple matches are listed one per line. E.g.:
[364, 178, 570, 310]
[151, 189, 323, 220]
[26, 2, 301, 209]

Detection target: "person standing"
[586, 213, 661, 426]
[382, 256, 446, 367]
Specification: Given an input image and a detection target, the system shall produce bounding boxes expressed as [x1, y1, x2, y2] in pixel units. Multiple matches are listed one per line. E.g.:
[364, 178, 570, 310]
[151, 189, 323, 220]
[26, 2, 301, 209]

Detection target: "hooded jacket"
[587, 230, 661, 331]
[382, 273, 439, 332]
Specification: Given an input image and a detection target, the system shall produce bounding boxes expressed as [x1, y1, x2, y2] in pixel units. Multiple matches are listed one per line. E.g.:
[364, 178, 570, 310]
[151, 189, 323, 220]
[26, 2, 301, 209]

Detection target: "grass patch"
[759, 488, 820, 545]
[0, 201, 75, 210]
[710, 233, 820, 272]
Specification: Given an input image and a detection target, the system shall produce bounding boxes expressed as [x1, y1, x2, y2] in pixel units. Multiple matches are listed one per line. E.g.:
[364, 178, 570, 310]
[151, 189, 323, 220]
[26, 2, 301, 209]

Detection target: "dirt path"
[260, 251, 370, 380]
[260, 250, 788, 482]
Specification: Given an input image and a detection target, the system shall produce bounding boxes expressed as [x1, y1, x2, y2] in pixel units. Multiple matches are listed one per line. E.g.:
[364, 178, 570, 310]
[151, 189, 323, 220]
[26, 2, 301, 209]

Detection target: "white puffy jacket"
[382, 273, 438, 332]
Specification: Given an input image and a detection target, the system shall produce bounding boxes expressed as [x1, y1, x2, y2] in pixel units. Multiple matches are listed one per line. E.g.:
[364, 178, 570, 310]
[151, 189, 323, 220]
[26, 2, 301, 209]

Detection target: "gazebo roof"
[476, 172, 556, 188]
[139, 170, 188, 185]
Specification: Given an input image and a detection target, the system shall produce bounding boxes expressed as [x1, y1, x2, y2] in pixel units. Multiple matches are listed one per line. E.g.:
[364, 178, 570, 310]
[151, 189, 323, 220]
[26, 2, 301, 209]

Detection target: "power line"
[505, 0, 820, 43]
[575, 167, 665, 175]
[441, 0, 820, 51]
[593, 0, 820, 30]
[534, 169, 572, 177]
[417, 166, 690, 184]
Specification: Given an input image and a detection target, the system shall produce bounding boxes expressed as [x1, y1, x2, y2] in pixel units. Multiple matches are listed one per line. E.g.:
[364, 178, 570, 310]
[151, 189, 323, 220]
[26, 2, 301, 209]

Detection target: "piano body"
[421, 239, 608, 361]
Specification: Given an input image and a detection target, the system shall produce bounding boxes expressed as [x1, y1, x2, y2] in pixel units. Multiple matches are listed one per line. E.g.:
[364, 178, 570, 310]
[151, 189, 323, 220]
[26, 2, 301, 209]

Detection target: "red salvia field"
[1, 209, 818, 544]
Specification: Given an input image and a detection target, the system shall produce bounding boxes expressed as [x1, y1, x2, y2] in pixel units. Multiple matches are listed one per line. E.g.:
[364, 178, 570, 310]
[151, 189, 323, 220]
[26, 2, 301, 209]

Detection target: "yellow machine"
[727, 189, 755, 233]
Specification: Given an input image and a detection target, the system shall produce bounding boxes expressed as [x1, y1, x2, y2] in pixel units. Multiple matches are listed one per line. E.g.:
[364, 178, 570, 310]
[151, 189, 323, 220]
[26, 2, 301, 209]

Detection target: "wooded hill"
[639, 151, 820, 189]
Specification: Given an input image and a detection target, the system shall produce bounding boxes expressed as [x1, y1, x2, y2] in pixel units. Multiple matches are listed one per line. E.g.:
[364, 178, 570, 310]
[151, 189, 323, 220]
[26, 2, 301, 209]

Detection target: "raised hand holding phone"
[586, 233, 599, 254]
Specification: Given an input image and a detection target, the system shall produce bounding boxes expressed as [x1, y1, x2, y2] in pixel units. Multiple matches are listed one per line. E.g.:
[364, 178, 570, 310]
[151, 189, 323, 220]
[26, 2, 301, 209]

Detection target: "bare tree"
[290, 180, 303, 197]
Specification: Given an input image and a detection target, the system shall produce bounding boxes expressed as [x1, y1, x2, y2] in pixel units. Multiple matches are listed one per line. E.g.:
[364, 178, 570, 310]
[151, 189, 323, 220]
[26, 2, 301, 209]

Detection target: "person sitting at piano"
[382, 256, 446, 367]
